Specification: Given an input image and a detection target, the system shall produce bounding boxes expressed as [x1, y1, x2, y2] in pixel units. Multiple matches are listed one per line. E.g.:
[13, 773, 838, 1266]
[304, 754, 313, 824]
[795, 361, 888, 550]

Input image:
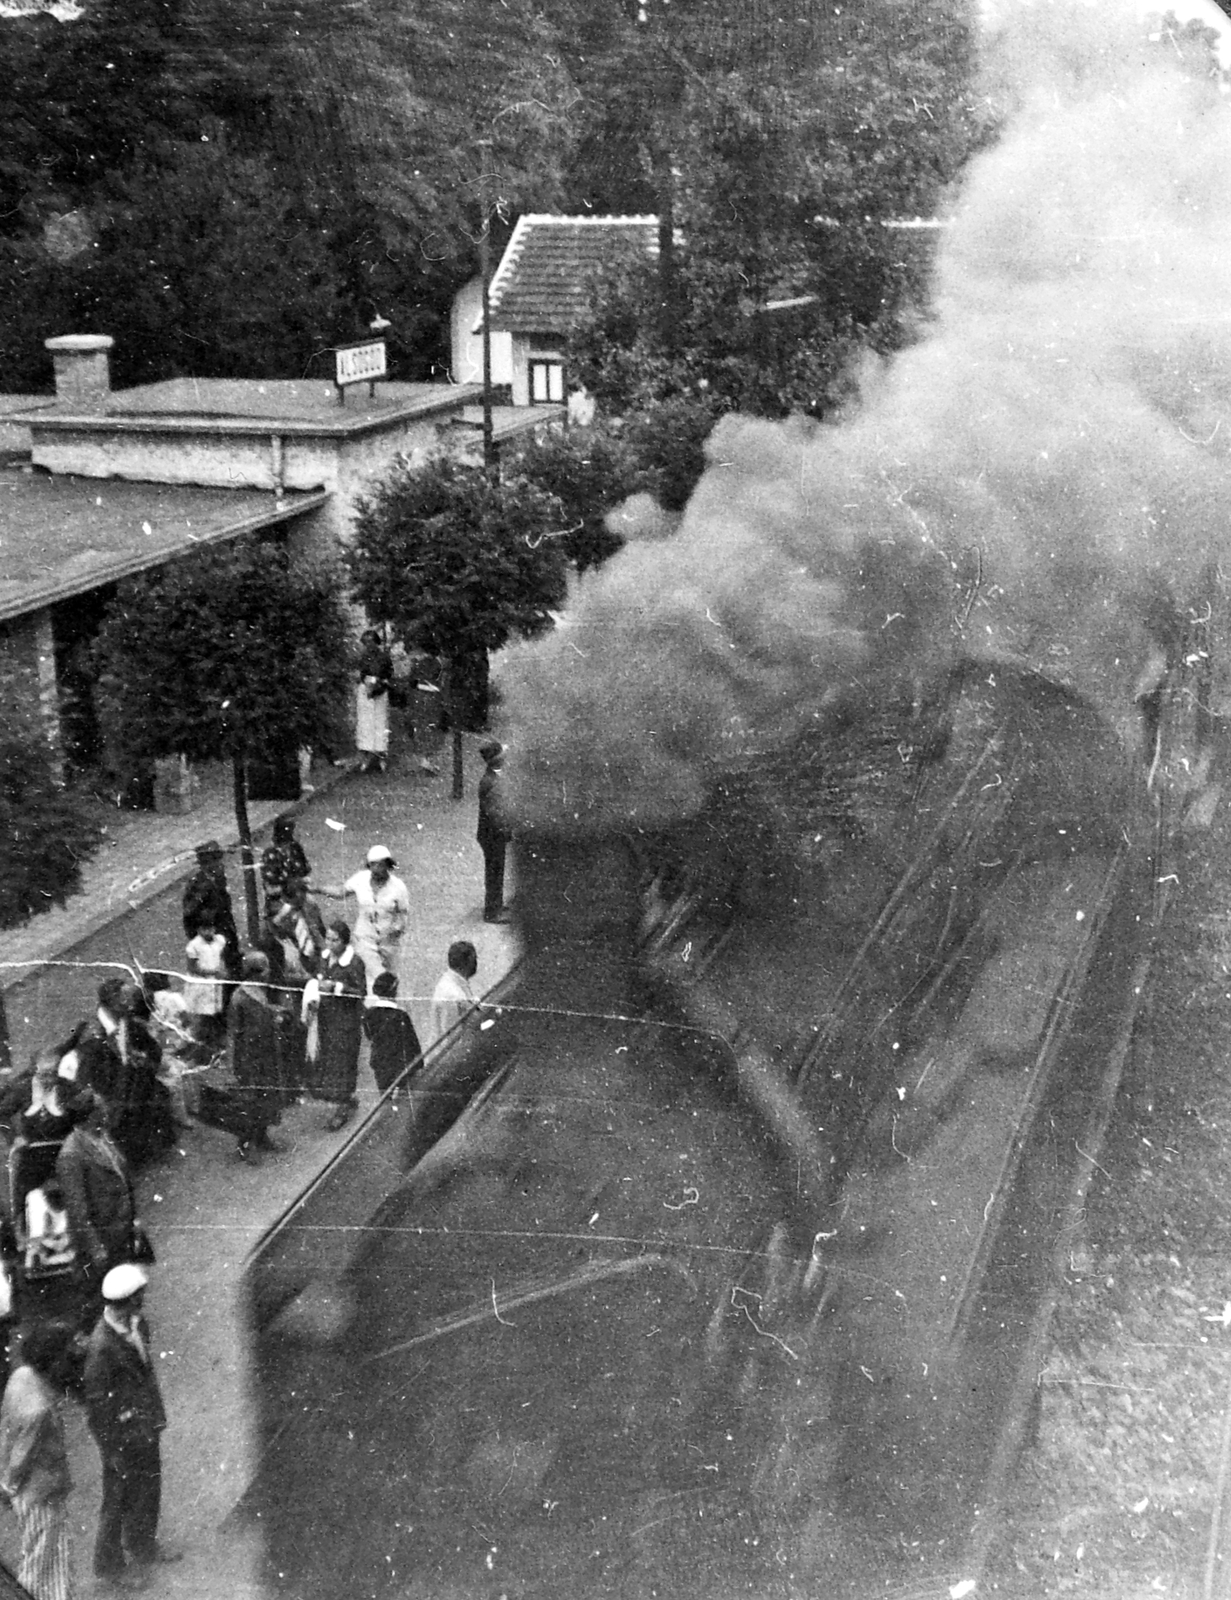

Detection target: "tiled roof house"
[481, 215, 660, 407]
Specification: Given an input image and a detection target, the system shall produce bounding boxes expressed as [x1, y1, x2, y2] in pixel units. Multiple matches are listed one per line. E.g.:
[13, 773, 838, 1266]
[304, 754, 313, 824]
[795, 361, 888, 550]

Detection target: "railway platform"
[0, 729, 520, 1598]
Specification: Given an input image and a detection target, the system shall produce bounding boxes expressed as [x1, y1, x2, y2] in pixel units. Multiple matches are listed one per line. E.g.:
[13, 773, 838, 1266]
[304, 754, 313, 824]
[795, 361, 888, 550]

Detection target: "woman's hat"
[102, 1264, 148, 1302]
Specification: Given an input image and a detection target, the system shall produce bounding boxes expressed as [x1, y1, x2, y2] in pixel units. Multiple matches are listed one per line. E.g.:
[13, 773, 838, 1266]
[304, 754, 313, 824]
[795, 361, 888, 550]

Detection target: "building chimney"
[45, 334, 113, 409]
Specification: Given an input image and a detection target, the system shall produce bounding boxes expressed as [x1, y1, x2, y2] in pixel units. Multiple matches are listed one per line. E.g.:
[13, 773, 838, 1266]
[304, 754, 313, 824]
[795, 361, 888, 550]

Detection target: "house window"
[529, 359, 564, 404]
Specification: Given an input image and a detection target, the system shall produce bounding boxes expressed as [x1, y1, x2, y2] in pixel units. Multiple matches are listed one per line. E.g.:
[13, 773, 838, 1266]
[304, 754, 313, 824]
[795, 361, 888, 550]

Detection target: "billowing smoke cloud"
[498, 2, 1231, 834]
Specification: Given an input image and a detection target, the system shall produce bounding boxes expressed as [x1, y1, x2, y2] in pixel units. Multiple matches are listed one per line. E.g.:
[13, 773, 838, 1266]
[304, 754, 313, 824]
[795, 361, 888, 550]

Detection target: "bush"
[0, 736, 103, 929]
[620, 395, 727, 513]
[510, 426, 642, 572]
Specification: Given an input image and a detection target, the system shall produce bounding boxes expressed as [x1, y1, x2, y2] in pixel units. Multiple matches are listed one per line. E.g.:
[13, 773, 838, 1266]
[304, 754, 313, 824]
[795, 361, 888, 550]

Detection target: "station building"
[0, 332, 553, 795]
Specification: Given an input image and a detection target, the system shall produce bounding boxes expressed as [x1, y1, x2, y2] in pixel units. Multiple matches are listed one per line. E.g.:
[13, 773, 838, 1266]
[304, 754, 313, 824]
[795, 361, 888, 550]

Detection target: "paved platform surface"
[0, 727, 519, 1597]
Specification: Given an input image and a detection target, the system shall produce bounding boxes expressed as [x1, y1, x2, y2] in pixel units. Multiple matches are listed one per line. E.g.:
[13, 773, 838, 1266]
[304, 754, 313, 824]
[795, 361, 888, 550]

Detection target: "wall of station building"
[0, 609, 62, 771]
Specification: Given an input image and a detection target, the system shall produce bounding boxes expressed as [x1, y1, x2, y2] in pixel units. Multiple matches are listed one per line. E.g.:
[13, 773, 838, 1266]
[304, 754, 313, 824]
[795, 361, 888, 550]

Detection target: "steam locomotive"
[244, 628, 1214, 1599]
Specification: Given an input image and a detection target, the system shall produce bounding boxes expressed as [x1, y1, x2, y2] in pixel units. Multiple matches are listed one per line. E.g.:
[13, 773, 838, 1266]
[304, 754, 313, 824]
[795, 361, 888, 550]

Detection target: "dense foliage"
[349, 453, 571, 735]
[0, 732, 103, 930]
[0, 0, 986, 403]
[0, 0, 573, 388]
[92, 538, 351, 933]
[93, 541, 350, 765]
[509, 427, 643, 573]
[348, 455, 569, 668]
[564, 0, 989, 416]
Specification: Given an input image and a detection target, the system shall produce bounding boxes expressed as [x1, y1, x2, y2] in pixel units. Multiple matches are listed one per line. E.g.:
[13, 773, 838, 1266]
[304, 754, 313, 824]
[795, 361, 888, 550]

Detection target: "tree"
[92, 540, 351, 941]
[348, 455, 569, 795]
[559, 0, 991, 419]
[510, 426, 644, 572]
[508, 406, 726, 569]
[0, 0, 579, 387]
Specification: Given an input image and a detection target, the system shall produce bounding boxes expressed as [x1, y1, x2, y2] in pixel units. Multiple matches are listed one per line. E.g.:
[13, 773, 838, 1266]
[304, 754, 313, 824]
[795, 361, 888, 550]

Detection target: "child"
[142, 972, 195, 1126]
[362, 972, 423, 1098]
[185, 916, 229, 1055]
[24, 1180, 74, 1273]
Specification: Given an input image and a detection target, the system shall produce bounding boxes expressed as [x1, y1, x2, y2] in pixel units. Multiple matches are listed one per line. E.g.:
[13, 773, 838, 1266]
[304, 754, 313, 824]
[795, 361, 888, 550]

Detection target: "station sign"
[334, 339, 387, 400]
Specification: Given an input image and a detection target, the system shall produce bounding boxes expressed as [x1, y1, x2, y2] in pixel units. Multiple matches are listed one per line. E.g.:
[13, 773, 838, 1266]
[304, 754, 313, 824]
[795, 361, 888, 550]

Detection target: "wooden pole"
[478, 137, 497, 480]
[233, 754, 261, 944]
[452, 728, 464, 803]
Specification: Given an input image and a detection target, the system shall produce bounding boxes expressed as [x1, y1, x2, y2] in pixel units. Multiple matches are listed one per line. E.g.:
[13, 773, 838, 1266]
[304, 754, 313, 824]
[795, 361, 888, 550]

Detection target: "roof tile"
[486, 215, 659, 336]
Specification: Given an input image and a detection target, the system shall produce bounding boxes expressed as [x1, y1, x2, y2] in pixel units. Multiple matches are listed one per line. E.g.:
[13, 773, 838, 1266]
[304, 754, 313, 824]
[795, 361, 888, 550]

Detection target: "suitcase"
[195, 1074, 265, 1138]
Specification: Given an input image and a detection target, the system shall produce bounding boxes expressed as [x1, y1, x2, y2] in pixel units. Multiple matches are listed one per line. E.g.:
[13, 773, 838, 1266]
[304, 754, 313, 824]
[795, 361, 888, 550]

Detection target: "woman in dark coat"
[307, 921, 366, 1132]
[229, 953, 285, 1159]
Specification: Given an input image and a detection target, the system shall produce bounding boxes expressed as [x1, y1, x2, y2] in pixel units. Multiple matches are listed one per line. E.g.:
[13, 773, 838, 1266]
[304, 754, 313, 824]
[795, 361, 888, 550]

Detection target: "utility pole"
[638, 0, 679, 354]
[477, 137, 497, 480]
[445, 137, 500, 805]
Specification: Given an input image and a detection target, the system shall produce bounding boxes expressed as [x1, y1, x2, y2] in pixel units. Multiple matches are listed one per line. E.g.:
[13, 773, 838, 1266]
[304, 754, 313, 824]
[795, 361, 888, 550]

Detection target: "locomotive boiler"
[243, 635, 1209, 1600]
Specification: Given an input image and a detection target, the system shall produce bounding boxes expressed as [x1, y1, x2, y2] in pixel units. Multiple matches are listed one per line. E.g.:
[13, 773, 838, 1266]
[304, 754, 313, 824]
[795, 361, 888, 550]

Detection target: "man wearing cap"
[317, 846, 409, 991]
[83, 1265, 180, 1590]
[476, 741, 512, 923]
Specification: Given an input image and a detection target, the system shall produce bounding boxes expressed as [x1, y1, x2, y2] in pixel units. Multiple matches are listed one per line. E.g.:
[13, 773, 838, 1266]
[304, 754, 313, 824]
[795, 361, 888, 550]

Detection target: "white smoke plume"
[498, 1, 1231, 834]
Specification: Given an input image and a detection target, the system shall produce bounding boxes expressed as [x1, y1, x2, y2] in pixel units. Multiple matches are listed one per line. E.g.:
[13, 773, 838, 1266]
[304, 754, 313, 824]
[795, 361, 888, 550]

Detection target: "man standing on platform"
[476, 741, 511, 923]
[429, 940, 479, 1046]
[83, 1265, 181, 1592]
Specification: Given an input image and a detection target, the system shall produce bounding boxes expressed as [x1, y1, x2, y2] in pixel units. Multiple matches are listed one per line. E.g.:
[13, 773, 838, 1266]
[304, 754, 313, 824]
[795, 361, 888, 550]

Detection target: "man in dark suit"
[55, 1090, 137, 1300]
[60, 977, 129, 1103]
[82, 1264, 181, 1591]
[476, 741, 512, 923]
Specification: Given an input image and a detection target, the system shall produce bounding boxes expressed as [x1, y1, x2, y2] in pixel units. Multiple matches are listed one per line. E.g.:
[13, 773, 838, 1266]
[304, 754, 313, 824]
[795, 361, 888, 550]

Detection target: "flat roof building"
[0, 333, 493, 790]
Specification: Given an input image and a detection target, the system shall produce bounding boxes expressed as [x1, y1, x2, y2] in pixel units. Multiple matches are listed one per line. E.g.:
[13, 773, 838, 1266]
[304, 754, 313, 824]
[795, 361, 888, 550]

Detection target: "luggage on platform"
[194, 1071, 267, 1139]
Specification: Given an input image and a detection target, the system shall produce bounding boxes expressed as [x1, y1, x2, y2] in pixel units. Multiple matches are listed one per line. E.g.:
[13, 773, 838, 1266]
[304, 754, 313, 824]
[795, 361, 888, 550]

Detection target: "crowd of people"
[182, 826, 430, 1144]
[0, 714, 507, 1597]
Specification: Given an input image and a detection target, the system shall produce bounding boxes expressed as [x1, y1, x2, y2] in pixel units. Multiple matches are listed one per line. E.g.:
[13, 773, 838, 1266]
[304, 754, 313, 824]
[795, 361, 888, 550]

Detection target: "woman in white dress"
[355, 630, 393, 774]
[184, 919, 228, 1054]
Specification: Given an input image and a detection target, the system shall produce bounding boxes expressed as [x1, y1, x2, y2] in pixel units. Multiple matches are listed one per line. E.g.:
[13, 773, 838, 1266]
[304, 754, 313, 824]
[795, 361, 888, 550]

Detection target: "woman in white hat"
[315, 844, 409, 992]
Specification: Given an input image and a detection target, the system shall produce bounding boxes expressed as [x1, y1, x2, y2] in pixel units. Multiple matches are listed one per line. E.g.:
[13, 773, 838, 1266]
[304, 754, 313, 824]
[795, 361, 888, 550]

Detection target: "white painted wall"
[450, 277, 514, 388]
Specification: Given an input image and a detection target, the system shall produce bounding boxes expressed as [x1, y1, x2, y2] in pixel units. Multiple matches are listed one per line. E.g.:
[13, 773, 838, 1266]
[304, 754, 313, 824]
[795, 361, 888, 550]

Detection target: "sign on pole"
[334, 340, 387, 403]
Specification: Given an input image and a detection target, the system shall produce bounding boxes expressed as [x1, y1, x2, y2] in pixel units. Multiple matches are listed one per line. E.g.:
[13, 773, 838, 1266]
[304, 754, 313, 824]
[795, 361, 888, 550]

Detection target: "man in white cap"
[316, 844, 409, 991]
[82, 1265, 180, 1591]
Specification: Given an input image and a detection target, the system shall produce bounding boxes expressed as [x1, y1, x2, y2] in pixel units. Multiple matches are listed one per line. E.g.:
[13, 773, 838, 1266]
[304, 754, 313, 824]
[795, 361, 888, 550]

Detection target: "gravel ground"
[990, 775, 1231, 1598]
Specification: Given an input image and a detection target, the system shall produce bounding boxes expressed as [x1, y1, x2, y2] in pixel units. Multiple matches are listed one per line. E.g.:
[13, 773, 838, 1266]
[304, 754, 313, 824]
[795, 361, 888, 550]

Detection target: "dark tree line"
[0, 0, 573, 388]
[1, 0, 988, 403]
